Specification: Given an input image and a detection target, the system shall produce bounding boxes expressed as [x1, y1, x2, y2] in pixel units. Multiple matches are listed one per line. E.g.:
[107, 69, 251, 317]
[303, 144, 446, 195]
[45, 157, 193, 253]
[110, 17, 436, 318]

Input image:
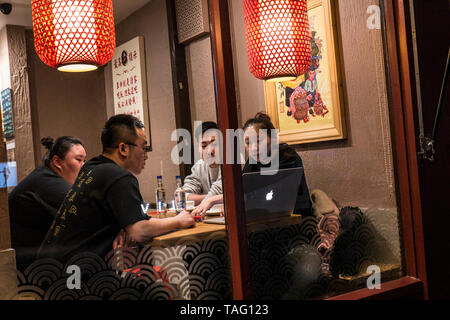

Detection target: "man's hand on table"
[113, 229, 136, 249]
[175, 210, 196, 228]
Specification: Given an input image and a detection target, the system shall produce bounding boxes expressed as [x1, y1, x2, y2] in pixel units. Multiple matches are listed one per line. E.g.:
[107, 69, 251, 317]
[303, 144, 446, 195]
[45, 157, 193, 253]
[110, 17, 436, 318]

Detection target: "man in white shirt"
[183, 121, 223, 216]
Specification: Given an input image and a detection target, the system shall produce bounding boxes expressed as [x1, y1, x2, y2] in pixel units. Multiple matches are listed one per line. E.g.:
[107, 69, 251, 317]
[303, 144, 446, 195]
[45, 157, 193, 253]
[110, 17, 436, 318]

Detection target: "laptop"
[242, 167, 304, 221]
[204, 167, 304, 224]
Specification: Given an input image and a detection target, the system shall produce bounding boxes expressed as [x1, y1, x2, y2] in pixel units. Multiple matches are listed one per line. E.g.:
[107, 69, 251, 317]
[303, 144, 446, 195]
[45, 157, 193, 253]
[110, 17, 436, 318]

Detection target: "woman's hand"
[191, 194, 223, 218]
[191, 197, 213, 217]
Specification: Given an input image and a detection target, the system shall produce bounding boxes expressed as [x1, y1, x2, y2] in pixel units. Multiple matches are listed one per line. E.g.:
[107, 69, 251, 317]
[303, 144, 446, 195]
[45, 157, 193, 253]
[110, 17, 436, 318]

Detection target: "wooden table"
[147, 213, 304, 299]
[141, 221, 228, 299]
[246, 214, 303, 233]
[151, 222, 226, 247]
[150, 214, 303, 247]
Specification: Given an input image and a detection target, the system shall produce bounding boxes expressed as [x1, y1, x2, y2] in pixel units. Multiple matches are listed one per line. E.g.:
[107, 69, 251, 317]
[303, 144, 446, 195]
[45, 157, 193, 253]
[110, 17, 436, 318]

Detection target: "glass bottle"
[155, 175, 166, 218]
[174, 175, 186, 213]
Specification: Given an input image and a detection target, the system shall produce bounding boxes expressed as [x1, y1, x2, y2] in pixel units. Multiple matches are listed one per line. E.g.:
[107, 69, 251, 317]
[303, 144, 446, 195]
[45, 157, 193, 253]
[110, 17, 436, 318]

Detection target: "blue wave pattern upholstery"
[15, 207, 399, 300]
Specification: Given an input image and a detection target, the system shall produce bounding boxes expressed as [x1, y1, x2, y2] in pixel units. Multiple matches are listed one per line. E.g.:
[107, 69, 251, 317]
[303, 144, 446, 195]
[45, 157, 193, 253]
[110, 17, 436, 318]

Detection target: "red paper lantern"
[243, 0, 311, 81]
[31, 0, 116, 72]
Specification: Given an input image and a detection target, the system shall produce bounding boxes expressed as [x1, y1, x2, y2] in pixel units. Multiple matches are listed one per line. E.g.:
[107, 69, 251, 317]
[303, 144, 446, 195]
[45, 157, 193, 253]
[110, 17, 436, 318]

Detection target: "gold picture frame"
[264, 0, 345, 145]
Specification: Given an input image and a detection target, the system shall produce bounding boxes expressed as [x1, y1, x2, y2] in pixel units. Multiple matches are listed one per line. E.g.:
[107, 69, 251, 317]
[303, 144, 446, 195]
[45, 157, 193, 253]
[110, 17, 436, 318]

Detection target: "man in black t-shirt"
[38, 115, 195, 263]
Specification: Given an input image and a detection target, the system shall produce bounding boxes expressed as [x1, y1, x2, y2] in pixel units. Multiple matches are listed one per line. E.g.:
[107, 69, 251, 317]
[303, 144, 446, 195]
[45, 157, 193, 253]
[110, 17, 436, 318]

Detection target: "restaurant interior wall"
[0, 25, 18, 299]
[227, 0, 403, 264]
[0, 21, 112, 298]
[0, 27, 10, 92]
[229, 0, 397, 209]
[104, 0, 180, 201]
[156, 0, 404, 272]
[0, 0, 435, 300]
[0, 27, 10, 251]
[0, 25, 35, 246]
[2, 26, 34, 182]
[25, 30, 107, 164]
[185, 36, 217, 126]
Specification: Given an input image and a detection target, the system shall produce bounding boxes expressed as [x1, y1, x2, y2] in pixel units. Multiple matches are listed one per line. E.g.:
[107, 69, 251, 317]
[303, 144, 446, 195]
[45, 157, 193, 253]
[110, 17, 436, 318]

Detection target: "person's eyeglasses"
[122, 142, 151, 153]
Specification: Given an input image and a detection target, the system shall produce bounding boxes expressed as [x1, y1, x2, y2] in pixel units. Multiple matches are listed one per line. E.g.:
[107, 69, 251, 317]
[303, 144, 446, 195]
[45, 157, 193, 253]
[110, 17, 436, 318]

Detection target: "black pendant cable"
[417, 47, 450, 165]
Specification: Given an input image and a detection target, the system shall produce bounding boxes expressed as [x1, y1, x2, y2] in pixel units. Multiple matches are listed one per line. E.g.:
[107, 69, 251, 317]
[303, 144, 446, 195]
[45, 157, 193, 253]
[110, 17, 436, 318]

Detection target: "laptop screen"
[242, 167, 304, 220]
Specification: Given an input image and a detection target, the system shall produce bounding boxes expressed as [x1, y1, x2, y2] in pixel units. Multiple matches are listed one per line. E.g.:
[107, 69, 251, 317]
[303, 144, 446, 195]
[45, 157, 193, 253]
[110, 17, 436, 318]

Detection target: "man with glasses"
[38, 114, 194, 263]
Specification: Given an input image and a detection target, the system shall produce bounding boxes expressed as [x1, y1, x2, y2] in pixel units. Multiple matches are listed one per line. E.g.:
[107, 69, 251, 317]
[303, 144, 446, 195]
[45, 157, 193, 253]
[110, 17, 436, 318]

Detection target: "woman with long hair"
[242, 112, 312, 216]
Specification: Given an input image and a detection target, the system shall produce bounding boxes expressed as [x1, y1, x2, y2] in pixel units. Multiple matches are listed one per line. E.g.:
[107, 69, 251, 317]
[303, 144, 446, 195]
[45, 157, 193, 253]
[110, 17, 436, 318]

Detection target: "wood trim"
[394, 0, 428, 289]
[381, 0, 417, 278]
[208, 0, 252, 300]
[24, 29, 43, 168]
[327, 277, 423, 300]
[166, 0, 193, 180]
[381, 0, 428, 298]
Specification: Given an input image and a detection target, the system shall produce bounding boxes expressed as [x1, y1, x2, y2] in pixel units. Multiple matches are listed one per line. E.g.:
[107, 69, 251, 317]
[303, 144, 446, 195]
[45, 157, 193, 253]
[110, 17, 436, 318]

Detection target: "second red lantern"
[243, 0, 312, 81]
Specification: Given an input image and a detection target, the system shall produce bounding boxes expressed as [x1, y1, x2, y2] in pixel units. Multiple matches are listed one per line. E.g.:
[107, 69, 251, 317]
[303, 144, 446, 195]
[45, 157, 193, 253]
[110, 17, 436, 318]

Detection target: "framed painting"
[264, 0, 345, 145]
